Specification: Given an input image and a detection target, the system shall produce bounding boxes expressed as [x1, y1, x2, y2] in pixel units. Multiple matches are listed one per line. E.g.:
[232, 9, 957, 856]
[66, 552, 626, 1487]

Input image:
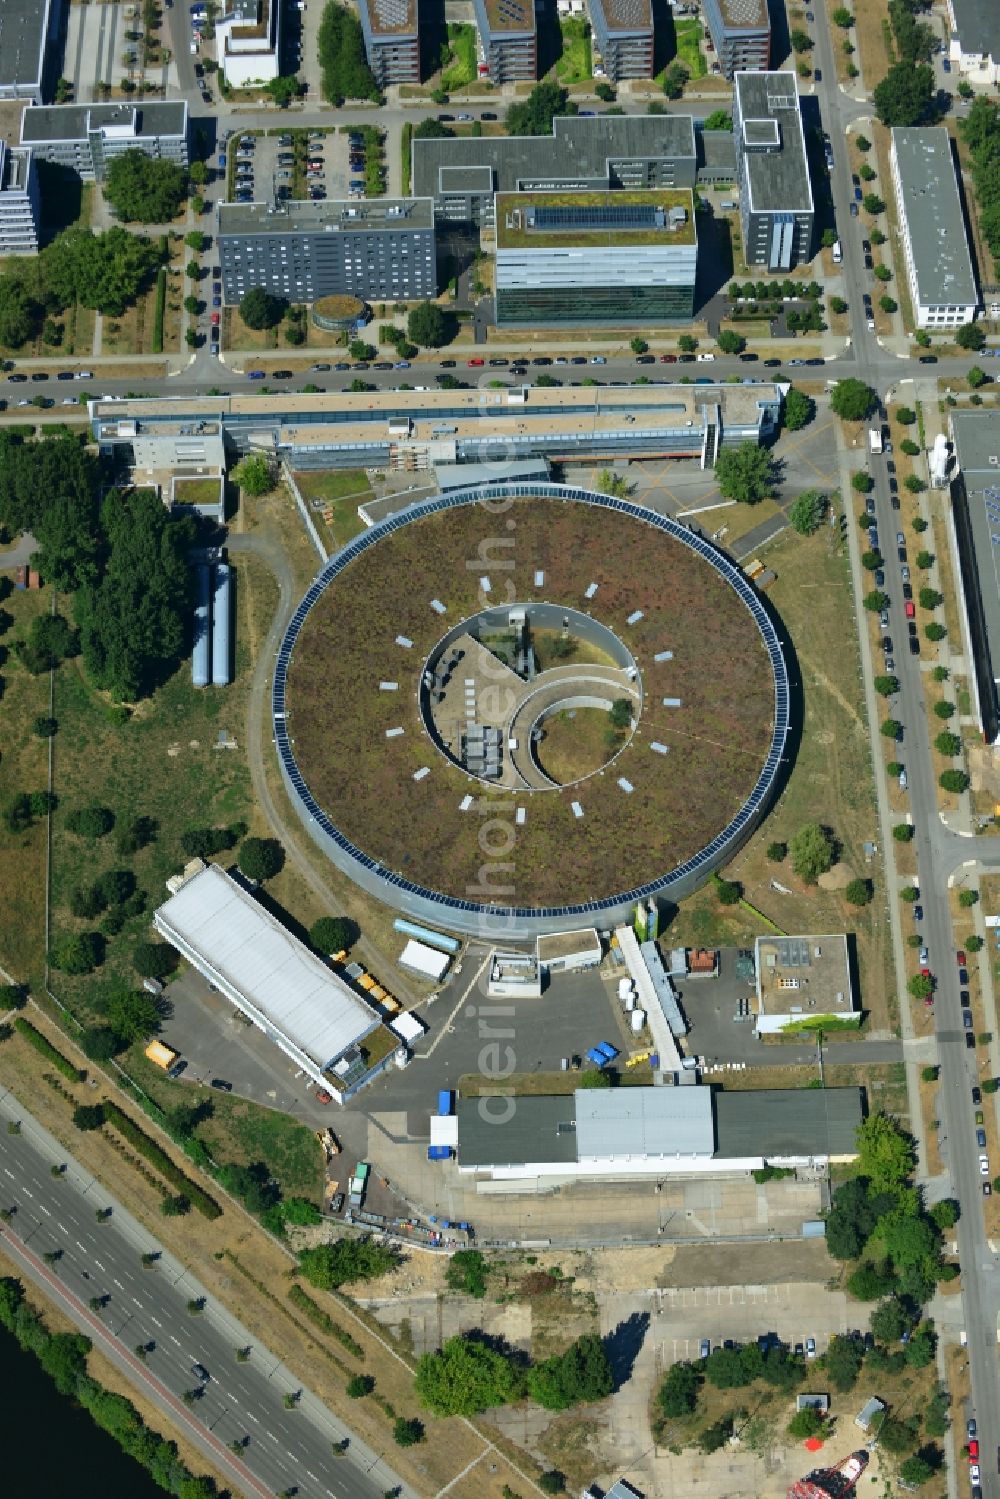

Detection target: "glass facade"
[495, 282, 695, 324]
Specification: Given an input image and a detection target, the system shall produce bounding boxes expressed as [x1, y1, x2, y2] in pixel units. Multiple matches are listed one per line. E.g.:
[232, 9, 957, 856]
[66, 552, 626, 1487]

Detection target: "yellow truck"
[144, 1040, 179, 1071]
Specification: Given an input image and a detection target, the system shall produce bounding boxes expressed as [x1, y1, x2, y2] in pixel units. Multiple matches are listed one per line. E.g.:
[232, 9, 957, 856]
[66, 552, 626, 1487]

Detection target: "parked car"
[959, 966, 970, 985]
[913, 904, 923, 921]
[805, 1337, 816, 1357]
[965, 1011, 975, 1029]
[700, 1339, 711, 1358]
[210, 1078, 233, 1091]
[977, 1129, 987, 1148]
[971, 1086, 981, 1106]
[957, 949, 967, 966]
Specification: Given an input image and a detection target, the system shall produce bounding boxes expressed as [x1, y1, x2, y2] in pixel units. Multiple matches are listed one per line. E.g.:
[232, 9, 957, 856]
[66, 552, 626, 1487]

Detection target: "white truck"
[869, 427, 883, 455]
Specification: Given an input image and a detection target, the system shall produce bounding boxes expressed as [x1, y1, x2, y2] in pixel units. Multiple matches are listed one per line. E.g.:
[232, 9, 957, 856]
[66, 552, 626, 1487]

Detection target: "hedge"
[288, 1284, 365, 1359]
[151, 266, 167, 354]
[14, 1018, 85, 1083]
[101, 1102, 222, 1219]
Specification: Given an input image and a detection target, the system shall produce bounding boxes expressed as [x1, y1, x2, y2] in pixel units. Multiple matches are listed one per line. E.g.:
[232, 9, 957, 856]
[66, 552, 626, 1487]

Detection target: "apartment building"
[589, 0, 654, 81]
[702, 0, 770, 78]
[358, 0, 420, 85]
[472, 0, 537, 81]
[733, 71, 813, 270]
[889, 127, 978, 329]
[0, 142, 41, 254]
[20, 101, 189, 182]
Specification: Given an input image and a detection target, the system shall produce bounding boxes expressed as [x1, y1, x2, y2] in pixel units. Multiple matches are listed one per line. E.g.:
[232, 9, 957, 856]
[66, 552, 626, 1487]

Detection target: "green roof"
[495, 189, 696, 248]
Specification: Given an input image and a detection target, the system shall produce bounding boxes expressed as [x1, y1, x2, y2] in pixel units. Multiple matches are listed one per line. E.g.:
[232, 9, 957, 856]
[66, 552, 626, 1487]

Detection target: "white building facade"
[0, 142, 41, 254]
[889, 127, 978, 329]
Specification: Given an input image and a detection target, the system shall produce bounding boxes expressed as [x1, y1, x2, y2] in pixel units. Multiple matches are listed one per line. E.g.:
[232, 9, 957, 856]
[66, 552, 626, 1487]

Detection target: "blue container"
[437, 1089, 453, 1117]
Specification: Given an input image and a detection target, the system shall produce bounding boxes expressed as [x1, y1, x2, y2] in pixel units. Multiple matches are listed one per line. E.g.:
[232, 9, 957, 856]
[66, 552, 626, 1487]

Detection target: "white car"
[75, 370, 93, 379]
[61, 397, 77, 405]
[970, 1465, 981, 1485]
[805, 1337, 816, 1357]
[697, 353, 715, 362]
[980, 1155, 990, 1176]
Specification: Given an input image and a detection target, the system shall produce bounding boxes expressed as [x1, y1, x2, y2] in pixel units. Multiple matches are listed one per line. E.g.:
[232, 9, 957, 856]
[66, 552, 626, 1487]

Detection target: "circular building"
[274, 483, 790, 938]
[311, 294, 367, 332]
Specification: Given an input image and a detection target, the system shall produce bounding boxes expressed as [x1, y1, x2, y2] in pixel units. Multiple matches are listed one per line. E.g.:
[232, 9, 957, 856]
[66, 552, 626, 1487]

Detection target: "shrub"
[14, 1019, 84, 1082]
[766, 841, 787, 862]
[393, 1417, 424, 1447]
[101, 1102, 221, 1218]
[287, 1284, 365, 1358]
[844, 879, 870, 906]
[347, 1374, 375, 1398]
[65, 805, 114, 839]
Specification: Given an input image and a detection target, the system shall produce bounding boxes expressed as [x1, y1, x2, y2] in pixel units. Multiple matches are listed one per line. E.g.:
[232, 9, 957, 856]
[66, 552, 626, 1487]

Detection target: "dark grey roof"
[0, 0, 50, 91]
[734, 71, 813, 214]
[414, 115, 696, 202]
[218, 196, 434, 236]
[951, 412, 1000, 686]
[950, 0, 1000, 57]
[891, 128, 977, 310]
[20, 101, 188, 144]
[713, 1088, 863, 1158]
[457, 1095, 579, 1168]
[698, 129, 737, 173]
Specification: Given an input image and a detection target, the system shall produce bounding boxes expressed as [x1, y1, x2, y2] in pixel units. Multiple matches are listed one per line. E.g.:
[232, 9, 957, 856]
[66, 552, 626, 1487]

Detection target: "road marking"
[76, 1241, 86, 1250]
[247, 1412, 259, 1423]
[3, 1168, 14, 1179]
[268, 1432, 278, 1443]
[113, 1278, 124, 1289]
[170, 1335, 181, 1346]
[132, 1297, 143, 1308]
[23, 1189, 33, 1198]
[151, 1317, 162, 1328]
[93, 1260, 105, 1271]
[39, 1204, 51, 1216]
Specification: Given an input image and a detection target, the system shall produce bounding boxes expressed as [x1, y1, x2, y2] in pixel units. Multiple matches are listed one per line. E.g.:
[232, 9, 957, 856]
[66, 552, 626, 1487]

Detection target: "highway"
[0, 1088, 412, 1499]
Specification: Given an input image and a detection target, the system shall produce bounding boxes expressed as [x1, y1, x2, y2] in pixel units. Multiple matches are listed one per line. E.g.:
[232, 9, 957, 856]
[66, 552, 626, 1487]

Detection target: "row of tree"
[317, 1, 379, 106]
[411, 1330, 613, 1417]
[960, 98, 1000, 275]
[0, 223, 163, 346]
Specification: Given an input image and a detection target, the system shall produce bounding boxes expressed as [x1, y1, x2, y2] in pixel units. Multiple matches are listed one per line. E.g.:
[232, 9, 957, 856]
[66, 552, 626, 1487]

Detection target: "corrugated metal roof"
[575, 1086, 714, 1158]
[154, 864, 376, 1067]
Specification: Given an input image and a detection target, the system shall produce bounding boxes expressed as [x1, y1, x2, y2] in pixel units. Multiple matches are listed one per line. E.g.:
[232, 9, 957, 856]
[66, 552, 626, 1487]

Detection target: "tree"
[233, 454, 274, 496]
[824, 1333, 863, 1390]
[790, 823, 834, 883]
[578, 1068, 611, 1088]
[966, 934, 983, 952]
[930, 1198, 958, 1230]
[50, 932, 104, 975]
[847, 1261, 893, 1300]
[881, 719, 901, 741]
[900, 885, 919, 902]
[238, 836, 284, 883]
[81, 1026, 118, 1061]
[933, 700, 956, 719]
[349, 340, 376, 361]
[678, 333, 697, 353]
[266, 74, 303, 107]
[506, 80, 575, 137]
[789, 489, 826, 535]
[967, 365, 987, 389]
[874, 62, 935, 127]
[789, 28, 813, 52]
[766, 841, 787, 862]
[310, 916, 358, 953]
[826, 1178, 880, 1260]
[656, 1360, 701, 1417]
[298, 1238, 398, 1290]
[161, 1194, 191, 1217]
[106, 987, 160, 1044]
[956, 322, 986, 351]
[415, 1336, 525, 1415]
[857, 1112, 916, 1192]
[845, 878, 870, 907]
[783, 387, 813, 431]
[608, 697, 632, 731]
[104, 150, 187, 222]
[830, 379, 876, 422]
[894, 823, 914, 842]
[864, 591, 889, 613]
[715, 443, 775, 506]
[239, 288, 287, 330]
[72, 1104, 105, 1132]
[713, 876, 740, 905]
[870, 1297, 908, 1343]
[132, 941, 178, 981]
[66, 805, 115, 839]
[874, 675, 898, 697]
[905, 475, 926, 494]
[934, 731, 961, 756]
[407, 302, 450, 348]
[393, 1417, 424, 1446]
[831, 5, 852, 23]
[787, 1406, 824, 1439]
[347, 1374, 376, 1398]
[317, 1, 379, 104]
[940, 769, 970, 793]
[662, 61, 689, 99]
[879, 296, 898, 315]
[898, 1454, 934, 1486]
[527, 1334, 613, 1410]
[716, 329, 745, 355]
[630, 336, 648, 355]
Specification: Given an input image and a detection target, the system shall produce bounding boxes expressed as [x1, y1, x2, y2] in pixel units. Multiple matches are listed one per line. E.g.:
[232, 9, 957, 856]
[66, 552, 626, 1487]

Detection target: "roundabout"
[274, 483, 791, 937]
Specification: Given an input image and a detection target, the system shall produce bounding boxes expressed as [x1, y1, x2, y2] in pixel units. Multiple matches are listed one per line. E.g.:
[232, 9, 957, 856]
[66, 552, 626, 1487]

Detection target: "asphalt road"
[0, 1088, 412, 1499]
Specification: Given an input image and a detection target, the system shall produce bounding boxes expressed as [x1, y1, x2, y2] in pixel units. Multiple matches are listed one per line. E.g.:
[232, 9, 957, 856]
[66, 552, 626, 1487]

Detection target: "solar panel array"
[609, 0, 647, 23]
[531, 202, 659, 231]
[494, 0, 529, 26]
[374, 0, 409, 25]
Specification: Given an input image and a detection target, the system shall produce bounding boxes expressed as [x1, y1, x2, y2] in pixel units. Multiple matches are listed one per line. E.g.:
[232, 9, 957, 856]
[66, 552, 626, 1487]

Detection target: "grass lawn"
[441, 23, 477, 91]
[535, 706, 618, 784]
[674, 19, 707, 78]
[665, 521, 894, 1032]
[293, 471, 371, 550]
[172, 477, 221, 506]
[554, 18, 592, 83]
[0, 585, 56, 985]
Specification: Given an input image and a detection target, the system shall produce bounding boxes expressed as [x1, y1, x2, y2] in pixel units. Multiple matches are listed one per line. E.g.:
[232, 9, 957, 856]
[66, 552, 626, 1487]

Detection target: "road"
[0, 1088, 412, 1499]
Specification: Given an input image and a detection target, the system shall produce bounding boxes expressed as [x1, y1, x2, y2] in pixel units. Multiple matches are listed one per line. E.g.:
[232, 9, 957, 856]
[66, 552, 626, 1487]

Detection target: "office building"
[0, 0, 60, 105]
[703, 0, 770, 77]
[472, 0, 537, 81]
[217, 197, 436, 306]
[946, 0, 1000, 86]
[733, 71, 813, 270]
[889, 127, 978, 329]
[20, 101, 189, 182]
[358, 0, 420, 85]
[754, 935, 857, 1035]
[214, 0, 282, 87]
[0, 142, 41, 254]
[589, 0, 654, 80]
[947, 412, 1000, 745]
[494, 188, 697, 324]
[413, 113, 698, 227]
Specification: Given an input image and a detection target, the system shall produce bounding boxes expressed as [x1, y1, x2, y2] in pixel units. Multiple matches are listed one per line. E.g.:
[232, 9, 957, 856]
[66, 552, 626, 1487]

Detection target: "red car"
[468, 357, 484, 367]
[969, 1439, 980, 1460]
[211, 312, 220, 326]
[957, 950, 967, 966]
[315, 1089, 332, 1104]
[660, 353, 677, 363]
[904, 601, 916, 619]
[921, 967, 932, 979]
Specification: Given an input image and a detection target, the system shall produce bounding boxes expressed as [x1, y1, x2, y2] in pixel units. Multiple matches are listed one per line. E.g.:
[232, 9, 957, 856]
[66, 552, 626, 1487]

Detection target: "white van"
[832, 240, 843, 264]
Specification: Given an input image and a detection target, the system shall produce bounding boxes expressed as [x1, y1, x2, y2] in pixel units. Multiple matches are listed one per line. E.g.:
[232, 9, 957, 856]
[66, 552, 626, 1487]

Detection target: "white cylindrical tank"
[631, 1008, 646, 1033]
[211, 563, 232, 686]
[617, 978, 634, 1002]
[192, 564, 211, 688]
[624, 992, 636, 1012]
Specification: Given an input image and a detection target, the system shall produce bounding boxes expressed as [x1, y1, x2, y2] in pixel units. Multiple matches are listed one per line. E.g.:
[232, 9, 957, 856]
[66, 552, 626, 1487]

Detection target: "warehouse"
[456, 1084, 862, 1179]
[154, 862, 379, 1100]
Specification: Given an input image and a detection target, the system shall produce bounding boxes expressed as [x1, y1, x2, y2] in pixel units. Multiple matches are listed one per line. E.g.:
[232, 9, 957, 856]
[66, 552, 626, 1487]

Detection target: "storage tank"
[192, 564, 211, 688]
[630, 1008, 646, 1034]
[211, 563, 232, 686]
[624, 992, 636, 1013]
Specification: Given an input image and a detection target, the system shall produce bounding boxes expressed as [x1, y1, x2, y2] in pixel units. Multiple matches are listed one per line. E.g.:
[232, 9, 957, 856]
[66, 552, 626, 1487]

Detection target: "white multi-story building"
[0, 141, 41, 254]
[215, 0, 282, 88]
[733, 71, 813, 271]
[0, 0, 61, 104]
[946, 0, 1000, 86]
[889, 127, 978, 329]
[20, 101, 189, 183]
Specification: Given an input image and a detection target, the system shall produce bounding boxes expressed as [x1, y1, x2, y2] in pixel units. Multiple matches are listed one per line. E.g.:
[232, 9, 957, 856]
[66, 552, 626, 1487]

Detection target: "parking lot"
[227, 129, 355, 207]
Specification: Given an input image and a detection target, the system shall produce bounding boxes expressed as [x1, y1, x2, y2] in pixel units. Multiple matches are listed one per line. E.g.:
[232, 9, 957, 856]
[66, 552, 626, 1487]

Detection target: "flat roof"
[0, 0, 50, 91]
[20, 100, 188, 144]
[494, 189, 696, 248]
[714, 1088, 864, 1158]
[734, 71, 813, 214]
[154, 864, 377, 1068]
[590, 0, 652, 32]
[950, 0, 1000, 57]
[91, 382, 782, 453]
[483, 0, 535, 36]
[360, 0, 417, 38]
[457, 1095, 580, 1168]
[218, 196, 433, 235]
[891, 128, 978, 309]
[414, 114, 696, 203]
[755, 934, 854, 1016]
[951, 412, 1000, 686]
[717, 0, 769, 29]
[0, 142, 31, 193]
[576, 1086, 714, 1158]
[536, 928, 602, 960]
